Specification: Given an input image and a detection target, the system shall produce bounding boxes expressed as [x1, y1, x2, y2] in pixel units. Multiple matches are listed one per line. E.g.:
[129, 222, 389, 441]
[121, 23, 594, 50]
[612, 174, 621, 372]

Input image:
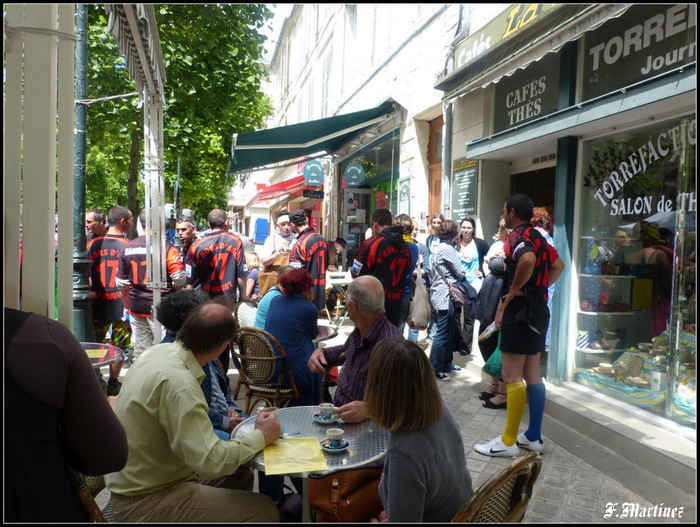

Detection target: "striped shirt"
[429, 242, 465, 311]
[322, 314, 403, 406]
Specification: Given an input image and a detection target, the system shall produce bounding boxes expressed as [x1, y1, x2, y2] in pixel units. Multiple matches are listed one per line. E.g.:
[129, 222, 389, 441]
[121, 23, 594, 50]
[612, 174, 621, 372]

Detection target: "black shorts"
[499, 321, 545, 356]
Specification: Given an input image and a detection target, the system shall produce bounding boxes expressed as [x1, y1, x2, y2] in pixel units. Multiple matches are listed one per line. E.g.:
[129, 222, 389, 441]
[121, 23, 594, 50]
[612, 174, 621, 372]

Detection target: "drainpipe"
[72, 4, 94, 341]
[441, 101, 453, 218]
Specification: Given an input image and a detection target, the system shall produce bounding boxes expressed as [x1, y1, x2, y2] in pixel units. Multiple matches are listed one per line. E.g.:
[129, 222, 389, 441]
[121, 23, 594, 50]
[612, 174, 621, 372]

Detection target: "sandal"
[483, 394, 507, 409]
[478, 383, 499, 401]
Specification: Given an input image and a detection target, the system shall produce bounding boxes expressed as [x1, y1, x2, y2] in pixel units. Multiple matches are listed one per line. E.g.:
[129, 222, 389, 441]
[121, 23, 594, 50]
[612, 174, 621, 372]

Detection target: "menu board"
[451, 158, 478, 220]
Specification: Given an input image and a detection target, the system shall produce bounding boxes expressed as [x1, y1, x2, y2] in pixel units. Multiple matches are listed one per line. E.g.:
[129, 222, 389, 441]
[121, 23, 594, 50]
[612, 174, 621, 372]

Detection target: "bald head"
[176, 301, 238, 355]
[347, 275, 385, 314]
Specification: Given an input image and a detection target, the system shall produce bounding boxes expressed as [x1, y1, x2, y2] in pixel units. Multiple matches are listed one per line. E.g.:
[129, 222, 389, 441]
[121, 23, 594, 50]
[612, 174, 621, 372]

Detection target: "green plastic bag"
[483, 332, 502, 378]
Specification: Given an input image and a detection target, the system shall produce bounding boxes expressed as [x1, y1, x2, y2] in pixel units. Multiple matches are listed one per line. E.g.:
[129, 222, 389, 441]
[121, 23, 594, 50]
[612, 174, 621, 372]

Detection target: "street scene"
[5, 3, 696, 523]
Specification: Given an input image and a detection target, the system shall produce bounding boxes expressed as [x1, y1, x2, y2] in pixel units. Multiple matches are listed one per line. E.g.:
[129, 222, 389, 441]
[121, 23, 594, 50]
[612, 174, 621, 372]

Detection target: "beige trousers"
[109, 469, 279, 523]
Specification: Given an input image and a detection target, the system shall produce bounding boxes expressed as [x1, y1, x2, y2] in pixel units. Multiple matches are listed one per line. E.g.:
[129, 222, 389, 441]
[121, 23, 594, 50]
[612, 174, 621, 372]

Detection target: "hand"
[307, 349, 328, 374]
[254, 412, 281, 446]
[335, 401, 366, 423]
[370, 511, 388, 522]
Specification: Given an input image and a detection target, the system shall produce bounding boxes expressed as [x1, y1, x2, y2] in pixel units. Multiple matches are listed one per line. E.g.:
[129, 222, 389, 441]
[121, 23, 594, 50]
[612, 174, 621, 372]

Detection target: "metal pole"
[72, 4, 94, 341]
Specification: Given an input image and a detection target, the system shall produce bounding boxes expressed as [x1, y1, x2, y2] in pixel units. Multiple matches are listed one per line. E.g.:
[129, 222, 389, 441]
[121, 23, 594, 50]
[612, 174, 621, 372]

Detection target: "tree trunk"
[127, 128, 141, 238]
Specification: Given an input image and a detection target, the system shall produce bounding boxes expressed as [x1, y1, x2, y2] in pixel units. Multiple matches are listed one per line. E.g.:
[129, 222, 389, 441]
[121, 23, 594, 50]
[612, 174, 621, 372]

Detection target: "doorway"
[428, 116, 443, 218]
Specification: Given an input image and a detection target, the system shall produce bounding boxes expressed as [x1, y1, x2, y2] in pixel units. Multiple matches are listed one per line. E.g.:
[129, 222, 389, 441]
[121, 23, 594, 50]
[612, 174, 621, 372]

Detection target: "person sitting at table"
[308, 275, 404, 423]
[5, 308, 129, 522]
[105, 301, 282, 523]
[365, 338, 473, 522]
[253, 265, 294, 329]
[265, 268, 321, 405]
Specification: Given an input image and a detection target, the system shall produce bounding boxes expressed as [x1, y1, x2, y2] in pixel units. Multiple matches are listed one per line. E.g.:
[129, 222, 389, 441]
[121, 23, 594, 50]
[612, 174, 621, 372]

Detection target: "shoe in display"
[474, 436, 519, 458]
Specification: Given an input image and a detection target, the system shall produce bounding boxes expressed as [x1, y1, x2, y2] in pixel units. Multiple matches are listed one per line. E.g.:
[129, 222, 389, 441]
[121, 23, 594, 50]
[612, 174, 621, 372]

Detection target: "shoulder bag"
[407, 258, 430, 330]
[435, 259, 476, 311]
[307, 467, 384, 522]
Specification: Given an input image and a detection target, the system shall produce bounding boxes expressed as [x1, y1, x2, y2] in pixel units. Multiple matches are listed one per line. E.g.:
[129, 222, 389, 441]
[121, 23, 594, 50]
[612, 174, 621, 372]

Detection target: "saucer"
[313, 412, 340, 424]
[320, 438, 349, 453]
[592, 367, 614, 376]
[625, 377, 650, 388]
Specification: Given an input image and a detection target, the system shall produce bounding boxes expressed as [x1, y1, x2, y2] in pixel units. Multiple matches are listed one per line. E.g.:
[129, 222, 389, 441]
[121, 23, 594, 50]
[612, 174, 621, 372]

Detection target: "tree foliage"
[86, 4, 273, 223]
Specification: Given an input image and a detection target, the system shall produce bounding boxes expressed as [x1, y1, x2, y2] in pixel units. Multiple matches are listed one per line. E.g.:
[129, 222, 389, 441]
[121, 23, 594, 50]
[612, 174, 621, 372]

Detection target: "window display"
[574, 116, 696, 426]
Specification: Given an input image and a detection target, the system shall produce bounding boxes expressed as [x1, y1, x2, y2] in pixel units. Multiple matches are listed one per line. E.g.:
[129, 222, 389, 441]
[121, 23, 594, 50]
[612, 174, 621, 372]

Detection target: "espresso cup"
[257, 406, 279, 418]
[598, 362, 613, 374]
[319, 403, 334, 420]
[327, 428, 344, 448]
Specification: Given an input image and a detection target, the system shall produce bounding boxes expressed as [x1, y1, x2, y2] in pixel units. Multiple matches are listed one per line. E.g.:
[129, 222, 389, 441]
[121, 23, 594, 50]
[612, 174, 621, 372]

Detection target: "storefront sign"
[302, 160, 324, 187]
[582, 4, 696, 100]
[493, 52, 559, 132]
[344, 162, 365, 187]
[589, 117, 696, 215]
[454, 4, 558, 72]
[303, 189, 324, 199]
[451, 158, 478, 220]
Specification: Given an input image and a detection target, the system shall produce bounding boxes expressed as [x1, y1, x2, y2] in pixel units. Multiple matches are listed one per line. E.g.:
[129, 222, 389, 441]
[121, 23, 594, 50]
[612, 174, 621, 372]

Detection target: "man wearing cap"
[261, 210, 296, 267]
[288, 209, 329, 312]
[327, 237, 347, 272]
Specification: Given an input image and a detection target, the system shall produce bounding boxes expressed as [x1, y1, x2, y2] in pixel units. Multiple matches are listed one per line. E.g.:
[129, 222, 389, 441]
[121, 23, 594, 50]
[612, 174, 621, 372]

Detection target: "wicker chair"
[320, 352, 345, 403]
[232, 327, 300, 414]
[230, 300, 258, 398]
[451, 453, 542, 523]
[67, 467, 115, 522]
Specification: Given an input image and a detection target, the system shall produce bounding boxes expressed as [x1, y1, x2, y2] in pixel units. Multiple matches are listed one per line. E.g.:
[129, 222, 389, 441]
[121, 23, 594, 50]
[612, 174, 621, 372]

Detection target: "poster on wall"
[398, 178, 411, 216]
[451, 157, 478, 221]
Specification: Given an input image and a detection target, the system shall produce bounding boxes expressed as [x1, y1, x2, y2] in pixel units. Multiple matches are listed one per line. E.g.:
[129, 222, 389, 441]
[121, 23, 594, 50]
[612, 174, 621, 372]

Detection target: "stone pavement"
[99, 319, 695, 523]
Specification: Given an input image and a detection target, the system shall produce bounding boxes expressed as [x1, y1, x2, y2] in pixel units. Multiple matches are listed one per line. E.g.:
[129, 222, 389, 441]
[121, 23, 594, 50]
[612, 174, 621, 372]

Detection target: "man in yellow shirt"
[106, 302, 281, 522]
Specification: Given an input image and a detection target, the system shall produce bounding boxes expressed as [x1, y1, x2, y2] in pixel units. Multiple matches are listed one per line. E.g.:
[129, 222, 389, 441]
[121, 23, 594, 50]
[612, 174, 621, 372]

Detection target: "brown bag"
[307, 467, 384, 522]
[258, 236, 291, 297]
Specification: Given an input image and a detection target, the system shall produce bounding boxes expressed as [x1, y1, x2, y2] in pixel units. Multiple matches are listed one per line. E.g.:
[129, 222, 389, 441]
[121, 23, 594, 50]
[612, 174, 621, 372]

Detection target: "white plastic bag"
[407, 259, 430, 330]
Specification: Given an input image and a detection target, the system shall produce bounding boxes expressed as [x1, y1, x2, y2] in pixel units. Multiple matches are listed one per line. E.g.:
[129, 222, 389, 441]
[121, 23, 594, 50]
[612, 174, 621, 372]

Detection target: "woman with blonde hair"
[365, 338, 472, 522]
[245, 251, 262, 301]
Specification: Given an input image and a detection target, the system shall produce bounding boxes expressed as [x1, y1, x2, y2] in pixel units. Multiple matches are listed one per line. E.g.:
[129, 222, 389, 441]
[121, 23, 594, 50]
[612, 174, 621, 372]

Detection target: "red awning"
[246, 175, 307, 209]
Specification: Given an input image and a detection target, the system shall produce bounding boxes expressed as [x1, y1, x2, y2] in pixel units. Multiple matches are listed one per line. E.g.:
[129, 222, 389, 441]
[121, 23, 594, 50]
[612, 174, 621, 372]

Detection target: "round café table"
[232, 405, 389, 521]
[81, 342, 124, 369]
[313, 325, 338, 345]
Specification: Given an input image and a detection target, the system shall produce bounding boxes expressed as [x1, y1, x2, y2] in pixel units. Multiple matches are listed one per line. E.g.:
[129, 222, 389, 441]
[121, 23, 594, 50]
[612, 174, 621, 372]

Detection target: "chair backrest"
[451, 453, 542, 523]
[320, 352, 345, 403]
[233, 299, 258, 328]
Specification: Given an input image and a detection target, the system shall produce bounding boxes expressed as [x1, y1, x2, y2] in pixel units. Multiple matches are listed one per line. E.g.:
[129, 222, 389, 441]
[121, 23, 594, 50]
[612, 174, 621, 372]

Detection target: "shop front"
[437, 3, 695, 486]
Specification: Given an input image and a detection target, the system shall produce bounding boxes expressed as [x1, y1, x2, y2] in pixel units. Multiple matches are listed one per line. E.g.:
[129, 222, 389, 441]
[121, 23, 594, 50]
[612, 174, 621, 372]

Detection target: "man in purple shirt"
[308, 275, 403, 423]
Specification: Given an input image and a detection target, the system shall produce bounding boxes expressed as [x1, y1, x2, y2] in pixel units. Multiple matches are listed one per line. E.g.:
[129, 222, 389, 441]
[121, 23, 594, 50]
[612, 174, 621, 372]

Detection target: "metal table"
[313, 324, 338, 345]
[232, 405, 389, 521]
[81, 342, 124, 369]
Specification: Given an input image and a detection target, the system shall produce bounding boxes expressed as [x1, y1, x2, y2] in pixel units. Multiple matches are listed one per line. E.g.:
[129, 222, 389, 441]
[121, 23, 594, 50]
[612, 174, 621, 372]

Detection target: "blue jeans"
[430, 308, 458, 374]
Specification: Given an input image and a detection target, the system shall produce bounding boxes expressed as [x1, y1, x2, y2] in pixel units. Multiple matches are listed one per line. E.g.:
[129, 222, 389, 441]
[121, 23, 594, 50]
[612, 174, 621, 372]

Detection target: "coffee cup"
[598, 362, 613, 374]
[326, 428, 344, 449]
[319, 403, 335, 420]
[257, 406, 279, 418]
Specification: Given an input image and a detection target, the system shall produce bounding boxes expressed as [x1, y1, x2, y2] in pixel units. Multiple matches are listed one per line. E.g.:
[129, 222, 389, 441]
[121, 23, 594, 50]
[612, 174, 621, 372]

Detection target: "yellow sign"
[263, 437, 328, 476]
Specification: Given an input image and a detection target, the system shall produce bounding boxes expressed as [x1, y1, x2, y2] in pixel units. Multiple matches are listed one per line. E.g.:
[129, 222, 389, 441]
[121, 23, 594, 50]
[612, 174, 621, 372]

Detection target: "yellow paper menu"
[85, 348, 108, 359]
[263, 437, 327, 475]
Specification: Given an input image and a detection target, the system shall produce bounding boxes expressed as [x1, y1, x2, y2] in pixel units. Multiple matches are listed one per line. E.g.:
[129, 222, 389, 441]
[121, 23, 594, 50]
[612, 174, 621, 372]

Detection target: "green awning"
[227, 101, 396, 174]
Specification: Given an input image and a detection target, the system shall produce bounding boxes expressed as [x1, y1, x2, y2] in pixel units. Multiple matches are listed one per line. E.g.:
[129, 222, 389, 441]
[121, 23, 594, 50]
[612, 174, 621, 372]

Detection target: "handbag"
[258, 237, 290, 297]
[483, 332, 502, 378]
[307, 467, 384, 522]
[407, 258, 430, 330]
[435, 263, 476, 311]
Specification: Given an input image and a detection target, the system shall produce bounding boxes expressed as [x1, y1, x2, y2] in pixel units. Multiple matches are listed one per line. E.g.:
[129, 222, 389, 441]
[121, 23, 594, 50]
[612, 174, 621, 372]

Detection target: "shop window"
[574, 116, 696, 427]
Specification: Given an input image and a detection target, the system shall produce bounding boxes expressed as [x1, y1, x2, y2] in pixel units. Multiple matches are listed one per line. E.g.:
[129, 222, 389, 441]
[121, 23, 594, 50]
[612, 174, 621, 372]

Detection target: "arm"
[549, 256, 565, 287]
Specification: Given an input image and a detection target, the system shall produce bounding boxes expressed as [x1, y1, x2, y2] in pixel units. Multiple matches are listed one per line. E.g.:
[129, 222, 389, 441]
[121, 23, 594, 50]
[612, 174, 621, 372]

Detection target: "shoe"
[479, 383, 499, 401]
[517, 432, 545, 453]
[435, 372, 450, 381]
[482, 396, 507, 409]
[474, 436, 520, 458]
[107, 379, 122, 396]
[457, 349, 470, 356]
[446, 364, 462, 372]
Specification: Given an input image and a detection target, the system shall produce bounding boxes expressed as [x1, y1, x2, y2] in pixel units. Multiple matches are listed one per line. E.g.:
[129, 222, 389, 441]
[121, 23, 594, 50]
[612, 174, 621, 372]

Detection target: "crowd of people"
[8, 195, 569, 522]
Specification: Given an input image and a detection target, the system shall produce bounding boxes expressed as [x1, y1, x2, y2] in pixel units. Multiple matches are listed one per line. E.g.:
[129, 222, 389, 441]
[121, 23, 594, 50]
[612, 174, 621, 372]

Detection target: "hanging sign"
[344, 162, 365, 187]
[451, 158, 478, 220]
[303, 160, 324, 187]
[303, 189, 324, 199]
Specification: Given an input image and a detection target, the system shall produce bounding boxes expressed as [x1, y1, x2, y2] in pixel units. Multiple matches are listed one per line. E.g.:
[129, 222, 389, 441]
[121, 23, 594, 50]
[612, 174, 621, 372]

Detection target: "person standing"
[117, 210, 186, 362]
[85, 208, 107, 242]
[288, 209, 328, 312]
[425, 213, 444, 342]
[186, 209, 248, 303]
[105, 302, 281, 523]
[326, 237, 347, 271]
[175, 215, 197, 263]
[475, 194, 564, 457]
[350, 208, 412, 327]
[393, 214, 419, 338]
[261, 210, 296, 267]
[87, 205, 134, 392]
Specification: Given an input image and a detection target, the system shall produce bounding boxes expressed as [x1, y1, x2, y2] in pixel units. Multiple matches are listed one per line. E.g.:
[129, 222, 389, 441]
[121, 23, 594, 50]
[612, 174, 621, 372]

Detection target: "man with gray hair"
[308, 275, 404, 423]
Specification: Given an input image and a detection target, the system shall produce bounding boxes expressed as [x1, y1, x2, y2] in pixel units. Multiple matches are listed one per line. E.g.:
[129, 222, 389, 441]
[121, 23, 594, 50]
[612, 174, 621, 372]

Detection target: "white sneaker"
[474, 436, 520, 458]
[517, 433, 545, 453]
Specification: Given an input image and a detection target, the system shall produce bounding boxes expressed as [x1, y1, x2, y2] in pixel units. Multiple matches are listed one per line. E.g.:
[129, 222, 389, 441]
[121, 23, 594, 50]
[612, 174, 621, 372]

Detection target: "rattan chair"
[452, 453, 542, 523]
[67, 467, 116, 523]
[230, 299, 259, 398]
[320, 352, 345, 403]
[232, 327, 300, 414]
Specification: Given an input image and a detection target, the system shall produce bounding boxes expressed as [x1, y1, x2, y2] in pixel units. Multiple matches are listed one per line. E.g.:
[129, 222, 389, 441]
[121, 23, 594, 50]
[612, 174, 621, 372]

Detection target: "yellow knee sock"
[502, 381, 526, 446]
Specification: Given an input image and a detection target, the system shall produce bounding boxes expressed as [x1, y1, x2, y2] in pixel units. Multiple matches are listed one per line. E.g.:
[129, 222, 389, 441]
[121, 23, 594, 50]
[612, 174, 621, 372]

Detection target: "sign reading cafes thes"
[583, 4, 696, 100]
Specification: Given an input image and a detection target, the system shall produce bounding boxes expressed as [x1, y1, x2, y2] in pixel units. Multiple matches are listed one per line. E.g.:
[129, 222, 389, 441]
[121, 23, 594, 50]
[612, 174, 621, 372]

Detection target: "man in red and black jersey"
[185, 209, 247, 302]
[288, 209, 329, 312]
[117, 210, 185, 362]
[350, 208, 412, 327]
[87, 206, 133, 393]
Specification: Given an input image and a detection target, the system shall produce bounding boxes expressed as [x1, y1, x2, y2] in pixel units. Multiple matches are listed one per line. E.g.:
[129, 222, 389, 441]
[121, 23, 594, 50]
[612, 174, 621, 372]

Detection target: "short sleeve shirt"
[186, 231, 247, 298]
[87, 234, 129, 320]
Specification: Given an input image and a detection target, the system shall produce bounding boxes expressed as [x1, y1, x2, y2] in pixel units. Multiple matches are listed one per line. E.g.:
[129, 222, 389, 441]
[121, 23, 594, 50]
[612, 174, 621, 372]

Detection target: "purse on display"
[407, 258, 430, 330]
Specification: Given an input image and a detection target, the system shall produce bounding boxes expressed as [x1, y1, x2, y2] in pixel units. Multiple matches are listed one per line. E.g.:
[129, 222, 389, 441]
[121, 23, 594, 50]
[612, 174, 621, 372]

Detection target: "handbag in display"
[307, 467, 384, 522]
[407, 258, 430, 330]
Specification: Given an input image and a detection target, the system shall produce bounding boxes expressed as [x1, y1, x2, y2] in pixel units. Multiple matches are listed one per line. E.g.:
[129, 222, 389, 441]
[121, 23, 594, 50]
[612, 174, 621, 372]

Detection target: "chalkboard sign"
[451, 157, 478, 220]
